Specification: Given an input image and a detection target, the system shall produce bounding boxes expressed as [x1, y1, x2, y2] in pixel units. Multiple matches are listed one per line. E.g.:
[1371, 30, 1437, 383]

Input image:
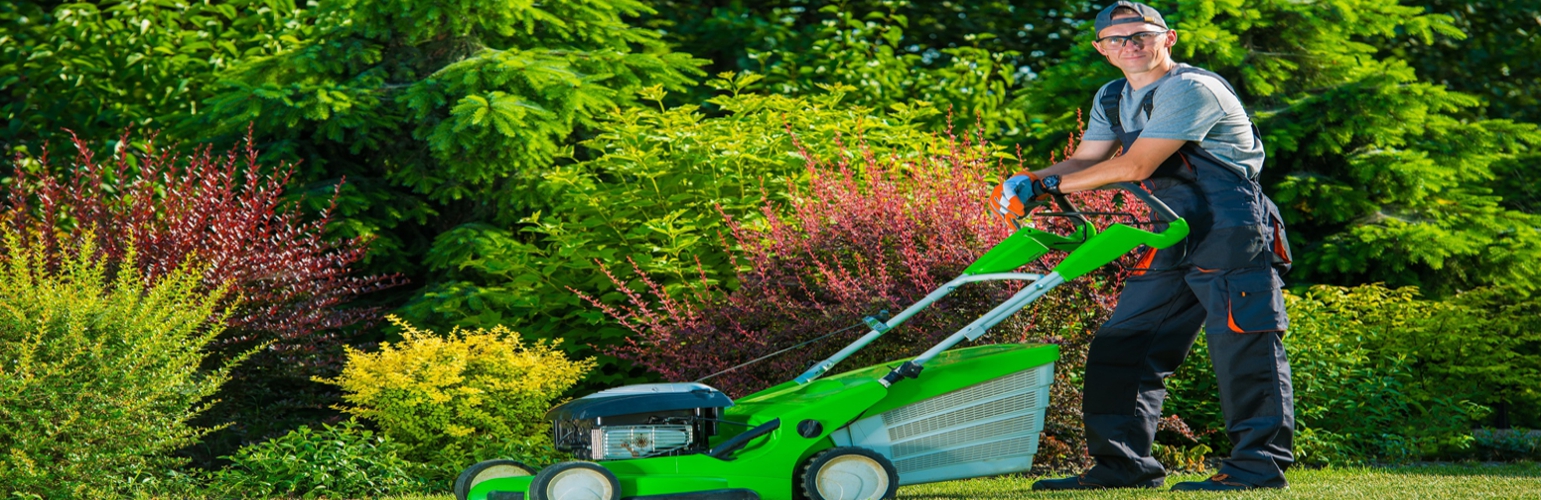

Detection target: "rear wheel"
[799, 447, 899, 500]
[454, 459, 536, 500]
[529, 461, 621, 500]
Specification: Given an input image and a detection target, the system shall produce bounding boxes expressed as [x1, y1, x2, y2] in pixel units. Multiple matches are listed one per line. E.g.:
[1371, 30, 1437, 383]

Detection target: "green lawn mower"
[454, 183, 1188, 500]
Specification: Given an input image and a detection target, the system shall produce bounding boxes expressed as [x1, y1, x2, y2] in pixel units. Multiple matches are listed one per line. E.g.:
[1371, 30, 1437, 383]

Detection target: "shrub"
[0, 236, 235, 498]
[318, 316, 594, 480]
[1469, 429, 1541, 462]
[399, 77, 955, 392]
[584, 118, 1148, 471]
[1165, 285, 1488, 465]
[3, 130, 404, 464]
[206, 419, 432, 498]
[1401, 287, 1541, 429]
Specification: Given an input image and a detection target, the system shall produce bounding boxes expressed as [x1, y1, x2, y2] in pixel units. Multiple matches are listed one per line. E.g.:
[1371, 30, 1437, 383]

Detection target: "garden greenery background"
[2, 0, 1539, 497]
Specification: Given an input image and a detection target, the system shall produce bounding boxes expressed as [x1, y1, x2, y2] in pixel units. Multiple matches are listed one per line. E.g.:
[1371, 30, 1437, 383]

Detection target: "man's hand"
[991, 172, 1049, 223]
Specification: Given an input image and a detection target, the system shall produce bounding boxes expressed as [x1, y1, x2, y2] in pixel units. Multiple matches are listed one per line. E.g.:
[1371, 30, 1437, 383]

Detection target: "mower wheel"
[454, 459, 537, 500]
[800, 447, 899, 500]
[530, 461, 621, 500]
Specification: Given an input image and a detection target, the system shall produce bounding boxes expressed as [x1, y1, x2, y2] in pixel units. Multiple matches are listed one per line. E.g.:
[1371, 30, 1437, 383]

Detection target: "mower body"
[466, 343, 1057, 500]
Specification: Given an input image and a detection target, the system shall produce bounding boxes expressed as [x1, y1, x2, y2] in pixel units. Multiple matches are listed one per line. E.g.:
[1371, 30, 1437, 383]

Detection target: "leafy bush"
[1165, 285, 1488, 466]
[1401, 287, 1541, 429]
[3, 131, 404, 464]
[400, 77, 952, 390]
[319, 316, 594, 479]
[0, 237, 235, 498]
[206, 419, 432, 498]
[584, 119, 1151, 470]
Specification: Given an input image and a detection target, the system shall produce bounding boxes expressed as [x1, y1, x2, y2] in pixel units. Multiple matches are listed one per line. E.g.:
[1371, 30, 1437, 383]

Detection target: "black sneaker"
[1169, 473, 1278, 492]
[1031, 474, 1162, 491]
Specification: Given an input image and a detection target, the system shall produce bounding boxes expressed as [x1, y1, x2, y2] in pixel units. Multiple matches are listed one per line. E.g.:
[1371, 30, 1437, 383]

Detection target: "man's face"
[1093, 14, 1176, 73]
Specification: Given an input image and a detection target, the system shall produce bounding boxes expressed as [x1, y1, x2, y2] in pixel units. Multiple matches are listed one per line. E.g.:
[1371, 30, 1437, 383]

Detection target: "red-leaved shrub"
[2, 129, 405, 464]
[583, 117, 1158, 471]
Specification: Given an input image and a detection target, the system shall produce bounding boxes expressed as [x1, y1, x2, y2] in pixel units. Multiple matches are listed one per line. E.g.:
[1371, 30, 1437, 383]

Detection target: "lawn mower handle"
[1049, 182, 1180, 224]
[1108, 181, 1181, 223]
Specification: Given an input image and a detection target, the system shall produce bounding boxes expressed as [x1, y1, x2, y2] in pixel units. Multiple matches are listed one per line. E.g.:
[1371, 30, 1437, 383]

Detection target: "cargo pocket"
[1224, 269, 1288, 333]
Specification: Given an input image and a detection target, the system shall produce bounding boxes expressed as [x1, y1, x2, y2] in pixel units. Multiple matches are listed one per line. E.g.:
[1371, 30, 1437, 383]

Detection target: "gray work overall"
[1080, 66, 1296, 488]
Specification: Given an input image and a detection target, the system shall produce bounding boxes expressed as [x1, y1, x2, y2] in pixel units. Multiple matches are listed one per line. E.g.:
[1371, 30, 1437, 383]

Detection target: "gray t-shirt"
[1082, 64, 1265, 178]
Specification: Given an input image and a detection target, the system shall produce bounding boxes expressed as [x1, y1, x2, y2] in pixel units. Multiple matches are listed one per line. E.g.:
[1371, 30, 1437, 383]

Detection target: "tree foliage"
[1018, 0, 1541, 295]
[638, 0, 1097, 92]
[398, 76, 954, 388]
[0, 0, 296, 153]
[187, 0, 707, 279]
[1391, 0, 1541, 124]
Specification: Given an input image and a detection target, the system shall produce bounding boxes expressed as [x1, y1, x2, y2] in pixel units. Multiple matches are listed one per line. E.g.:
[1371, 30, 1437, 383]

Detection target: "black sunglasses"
[1095, 30, 1169, 48]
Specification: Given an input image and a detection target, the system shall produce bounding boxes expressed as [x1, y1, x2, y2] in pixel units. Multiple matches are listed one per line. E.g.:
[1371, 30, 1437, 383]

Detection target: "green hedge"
[1164, 284, 1526, 465]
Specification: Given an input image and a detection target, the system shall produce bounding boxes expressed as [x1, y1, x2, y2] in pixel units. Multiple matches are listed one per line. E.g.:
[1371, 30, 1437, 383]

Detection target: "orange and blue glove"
[990, 172, 1050, 225]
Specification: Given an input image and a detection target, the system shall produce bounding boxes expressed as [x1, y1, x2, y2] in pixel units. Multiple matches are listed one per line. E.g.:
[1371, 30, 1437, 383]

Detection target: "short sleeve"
[1081, 83, 1118, 142]
[1139, 77, 1227, 141]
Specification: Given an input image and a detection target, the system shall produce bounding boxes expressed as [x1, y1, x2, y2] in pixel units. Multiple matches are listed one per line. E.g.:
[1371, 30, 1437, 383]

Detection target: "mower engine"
[546, 383, 734, 461]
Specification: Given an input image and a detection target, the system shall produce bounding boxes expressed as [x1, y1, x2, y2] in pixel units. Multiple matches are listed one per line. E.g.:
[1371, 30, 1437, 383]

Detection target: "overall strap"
[1103, 78, 1159, 131]
[1100, 79, 1129, 135]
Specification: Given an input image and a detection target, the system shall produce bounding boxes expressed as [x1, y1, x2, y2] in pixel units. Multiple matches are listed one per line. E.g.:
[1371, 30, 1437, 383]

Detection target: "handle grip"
[1108, 182, 1180, 223]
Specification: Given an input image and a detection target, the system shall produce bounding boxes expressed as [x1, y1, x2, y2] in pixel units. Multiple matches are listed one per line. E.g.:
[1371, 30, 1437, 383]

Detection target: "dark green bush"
[0, 237, 236, 498]
[206, 419, 433, 498]
[1469, 429, 1541, 461]
[1165, 285, 1487, 466]
[1398, 287, 1541, 429]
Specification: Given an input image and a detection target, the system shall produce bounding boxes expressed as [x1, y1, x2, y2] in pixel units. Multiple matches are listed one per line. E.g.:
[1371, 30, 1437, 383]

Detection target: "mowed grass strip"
[898, 463, 1541, 499]
[384, 463, 1541, 500]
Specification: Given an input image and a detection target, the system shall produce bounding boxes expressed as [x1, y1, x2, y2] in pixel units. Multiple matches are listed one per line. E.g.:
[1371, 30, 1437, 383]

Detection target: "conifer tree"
[188, 0, 706, 278]
[1020, 0, 1541, 295]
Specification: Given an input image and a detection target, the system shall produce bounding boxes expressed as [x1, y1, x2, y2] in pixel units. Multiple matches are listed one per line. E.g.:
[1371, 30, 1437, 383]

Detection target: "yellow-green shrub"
[319, 316, 594, 476]
[0, 236, 236, 498]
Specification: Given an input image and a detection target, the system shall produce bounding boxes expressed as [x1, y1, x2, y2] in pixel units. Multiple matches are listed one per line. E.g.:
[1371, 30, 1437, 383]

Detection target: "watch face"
[1043, 175, 1061, 193]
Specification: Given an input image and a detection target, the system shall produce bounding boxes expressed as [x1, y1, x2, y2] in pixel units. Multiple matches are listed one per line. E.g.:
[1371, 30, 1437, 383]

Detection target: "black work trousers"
[1080, 264, 1295, 488]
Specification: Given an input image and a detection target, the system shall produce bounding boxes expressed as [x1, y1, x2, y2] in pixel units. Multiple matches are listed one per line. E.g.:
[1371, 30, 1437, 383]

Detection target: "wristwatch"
[1039, 174, 1063, 195]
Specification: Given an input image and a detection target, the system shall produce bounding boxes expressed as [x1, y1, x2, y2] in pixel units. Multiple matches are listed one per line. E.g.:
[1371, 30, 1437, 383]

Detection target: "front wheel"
[454, 459, 537, 500]
[800, 447, 899, 500]
[529, 461, 621, 500]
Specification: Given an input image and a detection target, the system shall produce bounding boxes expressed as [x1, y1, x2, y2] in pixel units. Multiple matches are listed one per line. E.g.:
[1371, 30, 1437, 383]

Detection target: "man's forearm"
[1033, 158, 1102, 178]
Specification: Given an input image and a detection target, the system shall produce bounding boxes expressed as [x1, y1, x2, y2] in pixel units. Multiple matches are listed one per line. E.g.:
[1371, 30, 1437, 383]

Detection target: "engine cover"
[548, 383, 733, 460]
[546, 383, 733, 421]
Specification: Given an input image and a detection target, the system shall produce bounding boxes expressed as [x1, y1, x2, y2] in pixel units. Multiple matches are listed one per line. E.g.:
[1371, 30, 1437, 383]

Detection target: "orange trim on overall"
[1179, 152, 1194, 172]
[1271, 221, 1292, 264]
[1227, 304, 1248, 333]
[1130, 248, 1157, 276]
[1227, 293, 1280, 334]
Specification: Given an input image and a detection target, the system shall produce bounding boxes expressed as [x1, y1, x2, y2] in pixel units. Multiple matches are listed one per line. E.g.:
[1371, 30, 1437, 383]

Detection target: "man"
[993, 1, 1295, 492]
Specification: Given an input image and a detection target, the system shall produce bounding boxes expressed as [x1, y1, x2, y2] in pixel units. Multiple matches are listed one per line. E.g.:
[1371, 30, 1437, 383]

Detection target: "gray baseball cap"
[1094, 1, 1169, 34]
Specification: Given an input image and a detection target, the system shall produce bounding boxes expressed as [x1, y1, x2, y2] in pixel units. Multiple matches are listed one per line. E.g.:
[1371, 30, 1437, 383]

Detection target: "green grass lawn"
[899, 463, 1541, 499]
[386, 463, 1541, 500]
